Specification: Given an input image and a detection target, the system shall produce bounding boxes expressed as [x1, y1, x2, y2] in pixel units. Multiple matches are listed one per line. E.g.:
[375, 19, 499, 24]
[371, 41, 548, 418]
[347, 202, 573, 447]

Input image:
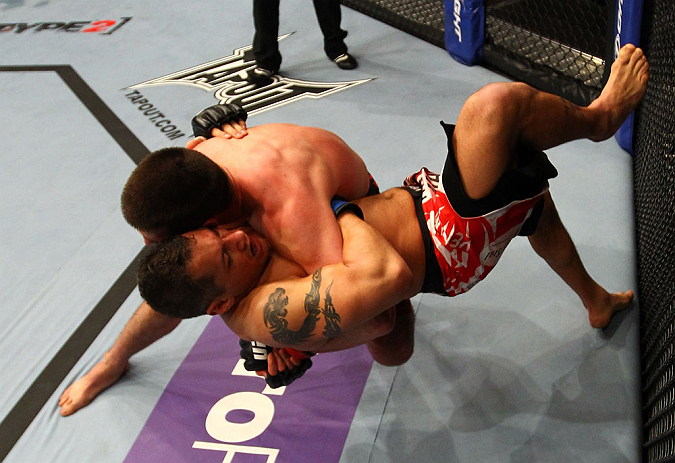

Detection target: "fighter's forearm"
[105, 301, 181, 365]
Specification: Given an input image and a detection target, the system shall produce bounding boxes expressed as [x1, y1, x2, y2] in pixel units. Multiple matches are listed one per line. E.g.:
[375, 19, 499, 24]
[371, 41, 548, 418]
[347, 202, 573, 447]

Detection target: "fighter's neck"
[222, 169, 256, 216]
[259, 253, 305, 285]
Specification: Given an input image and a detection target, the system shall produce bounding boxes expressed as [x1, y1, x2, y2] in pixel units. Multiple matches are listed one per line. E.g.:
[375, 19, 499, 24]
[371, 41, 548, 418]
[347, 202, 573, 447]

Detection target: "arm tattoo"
[262, 268, 344, 345]
[263, 269, 322, 345]
[322, 281, 342, 337]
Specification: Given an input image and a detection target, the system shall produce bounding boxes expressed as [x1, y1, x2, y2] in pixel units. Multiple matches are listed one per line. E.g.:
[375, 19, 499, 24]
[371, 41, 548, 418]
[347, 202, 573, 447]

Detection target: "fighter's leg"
[514, 43, 648, 147]
[527, 192, 633, 329]
[453, 44, 648, 200]
[312, 299, 414, 366]
[59, 301, 181, 416]
[366, 299, 415, 366]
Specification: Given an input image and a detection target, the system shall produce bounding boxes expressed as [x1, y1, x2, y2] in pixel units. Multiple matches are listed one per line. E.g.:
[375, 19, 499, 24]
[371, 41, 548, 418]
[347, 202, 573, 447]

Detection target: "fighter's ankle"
[101, 353, 130, 372]
[585, 106, 613, 142]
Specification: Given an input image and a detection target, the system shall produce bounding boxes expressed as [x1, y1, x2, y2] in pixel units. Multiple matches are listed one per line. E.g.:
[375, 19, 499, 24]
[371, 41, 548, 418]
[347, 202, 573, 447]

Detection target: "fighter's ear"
[206, 297, 235, 315]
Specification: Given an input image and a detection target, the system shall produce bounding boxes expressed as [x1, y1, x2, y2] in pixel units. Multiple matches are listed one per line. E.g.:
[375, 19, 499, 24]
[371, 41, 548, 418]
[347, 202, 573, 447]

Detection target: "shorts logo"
[128, 34, 372, 116]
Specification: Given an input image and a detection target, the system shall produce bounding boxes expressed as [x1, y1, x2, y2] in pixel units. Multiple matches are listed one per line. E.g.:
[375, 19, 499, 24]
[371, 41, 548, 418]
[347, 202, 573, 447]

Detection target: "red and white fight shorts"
[403, 122, 558, 297]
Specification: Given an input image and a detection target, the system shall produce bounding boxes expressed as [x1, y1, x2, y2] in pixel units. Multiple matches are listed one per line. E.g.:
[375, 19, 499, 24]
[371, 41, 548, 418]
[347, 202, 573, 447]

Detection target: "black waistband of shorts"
[439, 122, 558, 218]
[367, 173, 380, 196]
[403, 187, 447, 295]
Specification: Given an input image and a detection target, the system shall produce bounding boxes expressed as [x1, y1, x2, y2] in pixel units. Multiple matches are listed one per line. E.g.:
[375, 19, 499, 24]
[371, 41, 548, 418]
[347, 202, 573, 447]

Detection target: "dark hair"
[121, 147, 232, 235]
[137, 235, 223, 319]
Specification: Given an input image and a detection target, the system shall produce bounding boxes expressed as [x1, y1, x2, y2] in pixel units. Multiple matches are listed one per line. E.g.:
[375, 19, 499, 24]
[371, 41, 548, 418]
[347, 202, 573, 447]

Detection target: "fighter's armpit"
[262, 269, 343, 345]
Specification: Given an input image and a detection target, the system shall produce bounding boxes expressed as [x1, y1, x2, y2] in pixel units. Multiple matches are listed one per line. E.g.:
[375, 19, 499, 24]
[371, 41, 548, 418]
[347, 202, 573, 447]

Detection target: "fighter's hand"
[264, 348, 302, 377]
[191, 103, 248, 140]
[239, 339, 271, 372]
[263, 348, 315, 389]
[210, 120, 248, 139]
[239, 339, 314, 388]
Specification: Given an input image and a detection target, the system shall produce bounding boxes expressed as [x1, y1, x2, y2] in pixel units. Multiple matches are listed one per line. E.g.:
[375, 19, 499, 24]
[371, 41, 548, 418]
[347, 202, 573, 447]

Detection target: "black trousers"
[252, 0, 349, 71]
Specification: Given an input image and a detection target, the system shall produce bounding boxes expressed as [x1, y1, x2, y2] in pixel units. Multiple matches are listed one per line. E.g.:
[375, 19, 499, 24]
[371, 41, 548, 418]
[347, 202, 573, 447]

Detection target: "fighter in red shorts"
[137, 45, 647, 370]
[404, 122, 557, 297]
[63, 44, 648, 401]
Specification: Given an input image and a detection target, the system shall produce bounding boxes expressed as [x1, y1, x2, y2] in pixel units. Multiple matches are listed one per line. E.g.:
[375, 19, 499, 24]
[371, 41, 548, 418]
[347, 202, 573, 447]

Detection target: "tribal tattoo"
[263, 269, 322, 345]
[322, 281, 342, 337]
[262, 268, 343, 345]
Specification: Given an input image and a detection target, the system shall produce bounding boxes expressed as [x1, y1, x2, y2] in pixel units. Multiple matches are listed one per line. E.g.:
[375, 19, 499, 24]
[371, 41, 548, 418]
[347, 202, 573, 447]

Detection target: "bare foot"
[588, 44, 649, 141]
[586, 290, 634, 329]
[58, 357, 129, 416]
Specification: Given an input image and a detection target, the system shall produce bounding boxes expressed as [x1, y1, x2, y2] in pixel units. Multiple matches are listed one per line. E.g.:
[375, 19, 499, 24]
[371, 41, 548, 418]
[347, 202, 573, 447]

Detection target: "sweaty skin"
[218, 45, 646, 354]
[59, 44, 646, 415]
[59, 123, 372, 416]
[193, 123, 371, 273]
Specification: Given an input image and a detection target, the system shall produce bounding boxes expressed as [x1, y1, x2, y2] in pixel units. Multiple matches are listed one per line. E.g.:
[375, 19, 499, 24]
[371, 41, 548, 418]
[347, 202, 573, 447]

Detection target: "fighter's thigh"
[453, 82, 536, 198]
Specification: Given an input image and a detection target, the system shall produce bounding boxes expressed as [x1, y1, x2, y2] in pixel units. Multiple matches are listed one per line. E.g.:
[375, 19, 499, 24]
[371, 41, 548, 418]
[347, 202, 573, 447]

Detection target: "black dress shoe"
[246, 67, 276, 85]
[333, 53, 358, 70]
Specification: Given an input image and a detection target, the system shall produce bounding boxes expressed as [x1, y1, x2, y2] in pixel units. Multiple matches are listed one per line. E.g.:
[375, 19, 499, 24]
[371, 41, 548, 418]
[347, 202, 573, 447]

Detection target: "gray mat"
[0, 0, 640, 461]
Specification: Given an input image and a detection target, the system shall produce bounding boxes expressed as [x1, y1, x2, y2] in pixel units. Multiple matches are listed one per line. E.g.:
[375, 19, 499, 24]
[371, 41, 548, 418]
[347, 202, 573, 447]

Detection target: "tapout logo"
[123, 90, 186, 140]
[129, 34, 371, 116]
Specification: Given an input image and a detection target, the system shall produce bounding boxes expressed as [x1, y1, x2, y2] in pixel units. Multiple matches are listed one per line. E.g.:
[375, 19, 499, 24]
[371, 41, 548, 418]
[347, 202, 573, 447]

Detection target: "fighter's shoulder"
[252, 123, 329, 138]
[250, 122, 302, 133]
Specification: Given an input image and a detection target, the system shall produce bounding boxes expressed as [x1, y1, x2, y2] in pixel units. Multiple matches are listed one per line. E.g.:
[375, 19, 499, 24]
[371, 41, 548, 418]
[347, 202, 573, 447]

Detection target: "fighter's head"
[121, 147, 233, 243]
[137, 224, 270, 319]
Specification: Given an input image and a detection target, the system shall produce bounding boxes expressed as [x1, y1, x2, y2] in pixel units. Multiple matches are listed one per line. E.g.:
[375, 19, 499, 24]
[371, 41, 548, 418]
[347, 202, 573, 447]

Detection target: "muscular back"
[194, 123, 372, 272]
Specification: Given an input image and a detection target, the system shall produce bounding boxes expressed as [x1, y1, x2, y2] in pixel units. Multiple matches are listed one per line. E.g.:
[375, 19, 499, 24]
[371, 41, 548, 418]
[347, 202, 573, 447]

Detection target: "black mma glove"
[265, 356, 314, 389]
[238, 338, 271, 372]
[192, 103, 248, 139]
[239, 339, 315, 389]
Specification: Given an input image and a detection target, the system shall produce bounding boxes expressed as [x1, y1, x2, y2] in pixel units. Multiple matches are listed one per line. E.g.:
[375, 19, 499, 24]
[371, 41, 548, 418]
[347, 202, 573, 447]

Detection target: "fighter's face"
[183, 224, 270, 305]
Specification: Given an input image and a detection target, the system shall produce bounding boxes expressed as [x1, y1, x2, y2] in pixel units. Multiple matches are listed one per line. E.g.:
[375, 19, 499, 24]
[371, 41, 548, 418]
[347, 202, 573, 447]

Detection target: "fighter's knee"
[463, 82, 534, 126]
[472, 81, 532, 101]
[369, 342, 413, 367]
[374, 306, 397, 335]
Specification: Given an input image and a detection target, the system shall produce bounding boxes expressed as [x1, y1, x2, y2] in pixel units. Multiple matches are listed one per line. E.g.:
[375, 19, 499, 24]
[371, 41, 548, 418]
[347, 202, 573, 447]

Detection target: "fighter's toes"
[617, 43, 637, 63]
